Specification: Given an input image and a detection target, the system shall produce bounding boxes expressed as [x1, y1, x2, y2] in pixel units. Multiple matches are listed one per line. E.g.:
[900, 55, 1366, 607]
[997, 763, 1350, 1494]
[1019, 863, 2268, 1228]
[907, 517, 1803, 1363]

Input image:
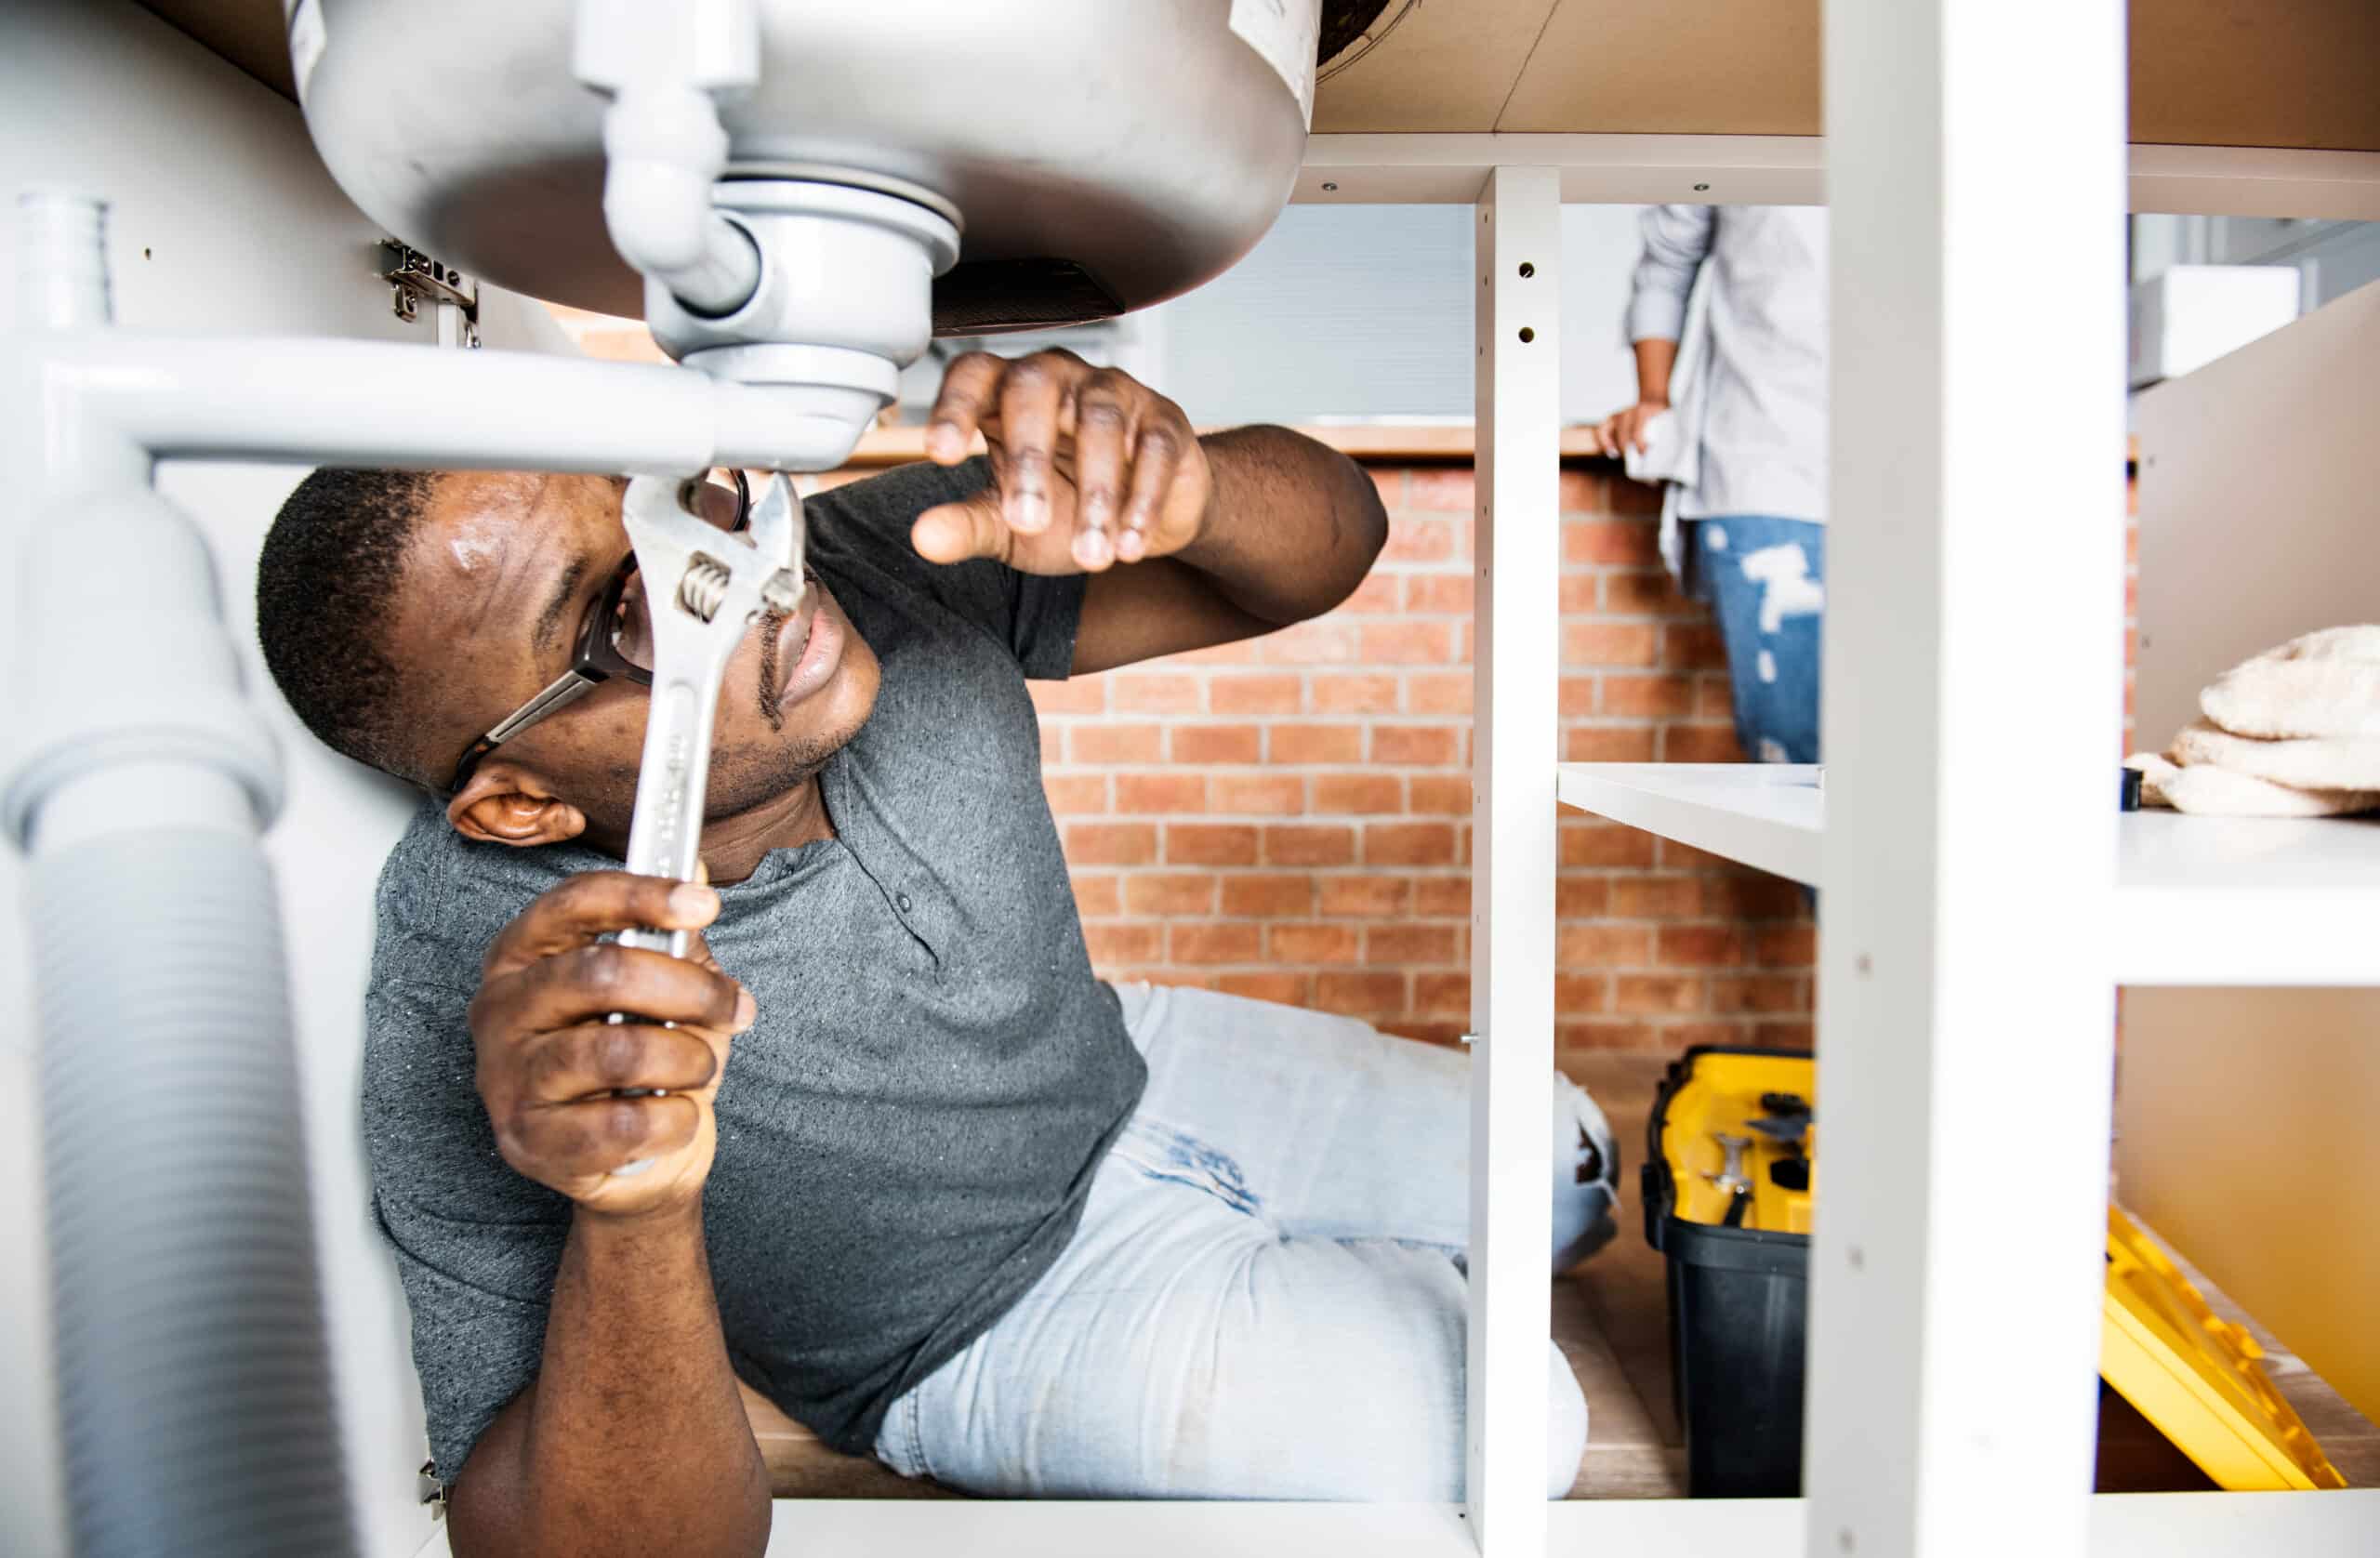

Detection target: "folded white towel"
[2127, 752, 2379, 818]
[2200, 625, 2380, 740]
[2169, 718, 2380, 792]
[2130, 625, 2380, 817]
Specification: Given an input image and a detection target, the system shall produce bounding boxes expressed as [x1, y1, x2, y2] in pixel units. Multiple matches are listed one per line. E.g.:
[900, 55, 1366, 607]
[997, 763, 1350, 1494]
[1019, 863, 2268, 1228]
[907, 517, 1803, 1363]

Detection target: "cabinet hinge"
[378, 239, 481, 349]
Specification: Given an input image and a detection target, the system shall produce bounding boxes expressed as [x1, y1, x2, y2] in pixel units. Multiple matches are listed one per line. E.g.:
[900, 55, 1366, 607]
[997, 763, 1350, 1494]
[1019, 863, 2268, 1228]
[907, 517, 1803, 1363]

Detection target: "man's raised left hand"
[911, 349, 1213, 574]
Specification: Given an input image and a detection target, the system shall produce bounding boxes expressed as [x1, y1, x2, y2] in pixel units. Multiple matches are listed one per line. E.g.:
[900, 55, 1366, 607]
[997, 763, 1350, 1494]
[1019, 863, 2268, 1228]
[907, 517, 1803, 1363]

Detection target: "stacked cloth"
[2128, 626, 2380, 816]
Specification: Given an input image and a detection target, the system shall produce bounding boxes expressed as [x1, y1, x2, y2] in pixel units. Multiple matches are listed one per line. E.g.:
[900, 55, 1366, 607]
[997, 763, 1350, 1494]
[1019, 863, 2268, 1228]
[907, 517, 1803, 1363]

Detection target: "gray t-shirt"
[364, 458, 1147, 1474]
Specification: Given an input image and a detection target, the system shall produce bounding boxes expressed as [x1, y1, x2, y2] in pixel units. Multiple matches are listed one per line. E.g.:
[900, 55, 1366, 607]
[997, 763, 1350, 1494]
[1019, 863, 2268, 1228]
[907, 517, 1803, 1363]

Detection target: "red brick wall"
[1016, 460, 1817, 1056]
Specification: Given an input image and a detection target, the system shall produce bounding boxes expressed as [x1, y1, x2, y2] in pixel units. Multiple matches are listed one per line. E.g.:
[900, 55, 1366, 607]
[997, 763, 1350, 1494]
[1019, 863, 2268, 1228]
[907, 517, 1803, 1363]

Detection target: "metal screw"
[1518, 327, 1536, 343]
[1320, 180, 1339, 191]
[1694, 182, 1712, 191]
[1518, 261, 1536, 277]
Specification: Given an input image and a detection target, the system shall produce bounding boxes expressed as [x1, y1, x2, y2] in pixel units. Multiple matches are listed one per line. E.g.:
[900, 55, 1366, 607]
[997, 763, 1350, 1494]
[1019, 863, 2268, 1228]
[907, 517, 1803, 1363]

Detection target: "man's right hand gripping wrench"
[467, 871, 756, 1217]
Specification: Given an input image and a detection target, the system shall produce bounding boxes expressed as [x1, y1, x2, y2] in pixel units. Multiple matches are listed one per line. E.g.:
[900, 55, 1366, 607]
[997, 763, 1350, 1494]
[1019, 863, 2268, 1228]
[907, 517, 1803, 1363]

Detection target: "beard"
[698, 596, 873, 823]
[756, 603, 793, 733]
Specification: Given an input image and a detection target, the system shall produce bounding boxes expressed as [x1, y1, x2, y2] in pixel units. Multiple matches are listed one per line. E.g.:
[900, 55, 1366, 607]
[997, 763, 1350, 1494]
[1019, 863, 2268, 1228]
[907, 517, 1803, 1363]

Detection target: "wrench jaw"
[746, 471, 810, 617]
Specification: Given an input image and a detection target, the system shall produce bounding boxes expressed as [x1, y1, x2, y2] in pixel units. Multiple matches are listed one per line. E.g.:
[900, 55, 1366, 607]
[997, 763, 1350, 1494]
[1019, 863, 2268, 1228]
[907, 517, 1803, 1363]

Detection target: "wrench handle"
[618, 665, 727, 958]
[617, 924, 690, 957]
[607, 663, 720, 1174]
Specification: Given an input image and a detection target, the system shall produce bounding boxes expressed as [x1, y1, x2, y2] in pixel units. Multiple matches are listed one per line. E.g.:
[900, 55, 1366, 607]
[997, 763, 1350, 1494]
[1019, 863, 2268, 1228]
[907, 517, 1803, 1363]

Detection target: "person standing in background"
[1596, 205, 1829, 764]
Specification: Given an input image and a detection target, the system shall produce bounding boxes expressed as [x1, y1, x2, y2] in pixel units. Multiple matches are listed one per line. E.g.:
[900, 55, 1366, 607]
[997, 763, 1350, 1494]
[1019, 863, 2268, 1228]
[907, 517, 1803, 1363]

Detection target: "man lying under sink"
[255, 350, 1620, 1555]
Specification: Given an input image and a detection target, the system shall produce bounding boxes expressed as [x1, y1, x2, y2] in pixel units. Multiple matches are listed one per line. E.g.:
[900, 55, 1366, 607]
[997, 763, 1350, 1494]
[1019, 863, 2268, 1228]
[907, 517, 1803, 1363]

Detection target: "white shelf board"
[1555, 763, 1824, 888]
[1554, 764, 2380, 986]
[406, 1489, 2380, 1558]
[2110, 810, 2380, 986]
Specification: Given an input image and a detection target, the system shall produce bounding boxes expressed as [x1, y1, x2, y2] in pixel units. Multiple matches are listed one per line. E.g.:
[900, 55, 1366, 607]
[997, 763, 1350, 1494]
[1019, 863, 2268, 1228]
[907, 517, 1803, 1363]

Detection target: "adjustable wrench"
[605, 472, 804, 1179]
[615, 469, 807, 954]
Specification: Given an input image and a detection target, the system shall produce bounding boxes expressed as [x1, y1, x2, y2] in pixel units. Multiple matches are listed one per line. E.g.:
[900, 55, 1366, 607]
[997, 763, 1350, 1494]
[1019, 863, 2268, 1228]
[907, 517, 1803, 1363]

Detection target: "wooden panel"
[2117, 990, 2380, 1433]
[739, 1384, 962, 1500]
[1310, 0, 1557, 134]
[2132, 0, 2380, 152]
[139, 0, 2380, 153]
[2134, 279, 2380, 751]
[2125, 271, 2380, 1445]
[1497, 0, 1821, 138]
[1314, 0, 2380, 152]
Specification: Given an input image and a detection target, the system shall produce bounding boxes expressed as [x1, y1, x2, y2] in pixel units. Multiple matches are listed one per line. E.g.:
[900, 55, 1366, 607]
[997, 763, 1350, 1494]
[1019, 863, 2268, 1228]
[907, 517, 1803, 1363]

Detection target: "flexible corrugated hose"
[33, 829, 353, 1557]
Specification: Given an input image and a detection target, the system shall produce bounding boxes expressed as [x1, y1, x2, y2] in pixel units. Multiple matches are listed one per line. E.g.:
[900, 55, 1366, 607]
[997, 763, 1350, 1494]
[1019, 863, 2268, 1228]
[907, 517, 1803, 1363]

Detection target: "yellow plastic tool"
[2102, 1205, 2347, 1491]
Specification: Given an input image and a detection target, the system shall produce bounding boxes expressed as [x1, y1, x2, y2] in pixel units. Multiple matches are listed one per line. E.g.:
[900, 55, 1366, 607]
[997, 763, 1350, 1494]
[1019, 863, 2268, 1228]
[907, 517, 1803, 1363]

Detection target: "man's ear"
[445, 760, 587, 849]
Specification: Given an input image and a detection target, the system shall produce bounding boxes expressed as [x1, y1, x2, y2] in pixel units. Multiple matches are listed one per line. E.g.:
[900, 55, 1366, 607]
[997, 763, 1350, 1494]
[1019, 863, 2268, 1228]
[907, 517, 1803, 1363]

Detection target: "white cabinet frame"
[1805, 1, 2126, 1554]
[1466, 165, 1564, 1555]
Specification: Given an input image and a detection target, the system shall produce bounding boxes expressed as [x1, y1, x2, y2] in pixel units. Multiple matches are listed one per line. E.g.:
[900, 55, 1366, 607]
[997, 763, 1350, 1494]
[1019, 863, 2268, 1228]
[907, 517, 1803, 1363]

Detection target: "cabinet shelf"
[1554, 763, 1823, 888]
[1556, 763, 2380, 986]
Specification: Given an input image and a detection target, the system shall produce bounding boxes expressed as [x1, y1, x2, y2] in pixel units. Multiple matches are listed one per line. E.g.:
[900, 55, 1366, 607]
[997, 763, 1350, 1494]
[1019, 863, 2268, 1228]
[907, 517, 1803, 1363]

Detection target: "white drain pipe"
[575, 0, 764, 319]
[1, 186, 866, 1556]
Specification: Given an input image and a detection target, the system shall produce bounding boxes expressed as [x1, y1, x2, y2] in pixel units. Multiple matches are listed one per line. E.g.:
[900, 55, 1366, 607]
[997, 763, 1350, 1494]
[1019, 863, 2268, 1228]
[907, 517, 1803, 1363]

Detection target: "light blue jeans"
[1684, 516, 1826, 765]
[873, 982, 1620, 1500]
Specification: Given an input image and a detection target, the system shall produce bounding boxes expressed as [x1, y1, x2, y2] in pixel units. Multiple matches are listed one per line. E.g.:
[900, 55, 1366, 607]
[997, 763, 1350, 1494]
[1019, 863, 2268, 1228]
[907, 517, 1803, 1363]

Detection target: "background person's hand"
[467, 872, 753, 1221]
[911, 349, 1215, 574]
[1594, 399, 1671, 459]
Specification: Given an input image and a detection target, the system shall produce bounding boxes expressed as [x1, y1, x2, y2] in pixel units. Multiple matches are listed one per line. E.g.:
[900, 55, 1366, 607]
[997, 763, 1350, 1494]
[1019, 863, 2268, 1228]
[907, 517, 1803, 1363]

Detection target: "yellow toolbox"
[1646, 1045, 2347, 1497]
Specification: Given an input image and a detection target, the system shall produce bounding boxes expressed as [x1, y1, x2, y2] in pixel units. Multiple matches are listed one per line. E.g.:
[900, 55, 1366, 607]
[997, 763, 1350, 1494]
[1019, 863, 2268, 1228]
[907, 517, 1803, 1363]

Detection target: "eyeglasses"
[443, 469, 751, 795]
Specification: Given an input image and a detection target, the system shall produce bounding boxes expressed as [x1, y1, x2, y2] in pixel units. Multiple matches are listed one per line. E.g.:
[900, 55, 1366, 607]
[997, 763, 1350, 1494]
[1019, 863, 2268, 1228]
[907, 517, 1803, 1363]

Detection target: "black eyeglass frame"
[443, 469, 750, 796]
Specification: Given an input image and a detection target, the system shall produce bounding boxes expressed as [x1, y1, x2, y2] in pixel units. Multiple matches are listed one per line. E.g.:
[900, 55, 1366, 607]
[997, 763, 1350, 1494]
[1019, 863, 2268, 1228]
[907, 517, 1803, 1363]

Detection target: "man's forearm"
[1175, 426, 1389, 627]
[1633, 337, 1679, 406]
[449, 1205, 768, 1558]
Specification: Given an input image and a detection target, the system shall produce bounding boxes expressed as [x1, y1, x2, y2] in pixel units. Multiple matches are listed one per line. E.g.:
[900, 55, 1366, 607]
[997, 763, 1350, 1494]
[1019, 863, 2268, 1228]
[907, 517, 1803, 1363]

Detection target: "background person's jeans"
[1685, 515, 1826, 764]
[873, 983, 1621, 1499]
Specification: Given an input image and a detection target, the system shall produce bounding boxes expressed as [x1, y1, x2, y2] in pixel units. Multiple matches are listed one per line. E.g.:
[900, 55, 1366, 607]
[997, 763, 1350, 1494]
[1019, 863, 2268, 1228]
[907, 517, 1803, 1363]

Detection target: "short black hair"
[256, 468, 443, 786]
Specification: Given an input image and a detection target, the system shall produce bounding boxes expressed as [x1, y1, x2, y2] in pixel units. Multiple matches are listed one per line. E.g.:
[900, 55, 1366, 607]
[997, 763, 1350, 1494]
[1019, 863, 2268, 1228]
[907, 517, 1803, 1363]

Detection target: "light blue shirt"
[1626, 205, 1829, 526]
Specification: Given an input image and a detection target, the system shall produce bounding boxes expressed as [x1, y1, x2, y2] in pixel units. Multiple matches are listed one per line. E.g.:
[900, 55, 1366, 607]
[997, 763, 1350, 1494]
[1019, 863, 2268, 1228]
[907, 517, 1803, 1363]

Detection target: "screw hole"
[1517, 327, 1536, 344]
[1320, 181, 1339, 191]
[1694, 182, 1712, 192]
[141, 247, 152, 259]
[1518, 261, 1535, 278]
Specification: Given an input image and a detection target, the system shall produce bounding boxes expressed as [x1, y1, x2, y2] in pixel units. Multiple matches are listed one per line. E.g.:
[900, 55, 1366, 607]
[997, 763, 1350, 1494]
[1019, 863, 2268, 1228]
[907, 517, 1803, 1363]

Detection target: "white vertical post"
[1468, 165, 1560, 1555]
[1812, 1, 2126, 1556]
